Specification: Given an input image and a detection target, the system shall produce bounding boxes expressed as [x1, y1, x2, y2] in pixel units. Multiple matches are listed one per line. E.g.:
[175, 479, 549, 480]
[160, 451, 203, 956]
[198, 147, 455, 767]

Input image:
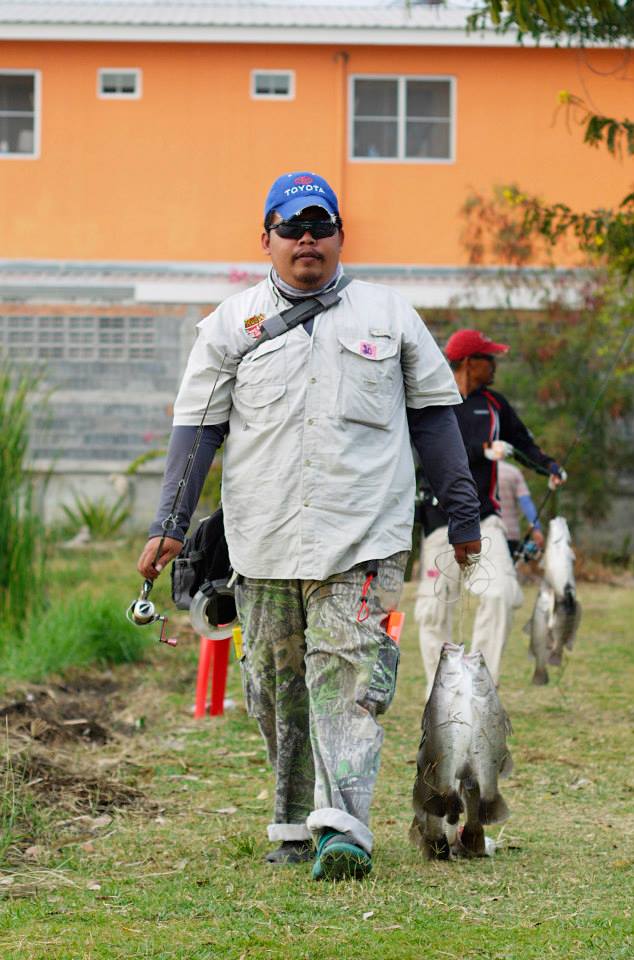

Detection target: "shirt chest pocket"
[336, 333, 400, 430]
[233, 337, 288, 424]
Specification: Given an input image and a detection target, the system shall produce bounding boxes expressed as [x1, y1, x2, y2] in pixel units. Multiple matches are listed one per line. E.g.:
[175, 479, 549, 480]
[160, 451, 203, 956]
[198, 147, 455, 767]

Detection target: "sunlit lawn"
[0, 543, 632, 959]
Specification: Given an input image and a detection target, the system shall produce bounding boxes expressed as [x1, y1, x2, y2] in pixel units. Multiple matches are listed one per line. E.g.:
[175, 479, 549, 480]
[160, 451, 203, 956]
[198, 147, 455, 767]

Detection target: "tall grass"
[1, 590, 153, 681]
[0, 366, 44, 636]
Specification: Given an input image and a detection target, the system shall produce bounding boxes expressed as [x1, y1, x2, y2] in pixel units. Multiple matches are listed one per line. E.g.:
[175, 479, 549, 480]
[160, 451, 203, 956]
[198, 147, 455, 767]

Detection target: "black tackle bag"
[170, 507, 237, 626]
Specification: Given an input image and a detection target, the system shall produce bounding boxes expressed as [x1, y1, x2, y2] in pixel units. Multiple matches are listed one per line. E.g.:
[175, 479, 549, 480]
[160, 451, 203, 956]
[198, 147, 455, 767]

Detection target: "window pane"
[255, 74, 290, 96]
[354, 79, 398, 118]
[353, 119, 398, 158]
[38, 346, 64, 359]
[406, 121, 450, 159]
[406, 81, 450, 119]
[0, 75, 34, 112]
[0, 116, 34, 154]
[101, 72, 138, 95]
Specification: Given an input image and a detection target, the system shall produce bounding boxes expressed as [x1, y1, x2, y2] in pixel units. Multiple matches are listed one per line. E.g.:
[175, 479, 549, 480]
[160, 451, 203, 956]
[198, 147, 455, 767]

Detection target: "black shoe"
[264, 840, 314, 865]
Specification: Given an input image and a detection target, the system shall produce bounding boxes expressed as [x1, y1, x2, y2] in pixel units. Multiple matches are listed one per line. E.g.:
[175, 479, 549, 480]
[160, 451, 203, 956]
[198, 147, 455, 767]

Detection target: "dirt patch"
[0, 670, 144, 747]
[3, 740, 145, 814]
[0, 669, 156, 865]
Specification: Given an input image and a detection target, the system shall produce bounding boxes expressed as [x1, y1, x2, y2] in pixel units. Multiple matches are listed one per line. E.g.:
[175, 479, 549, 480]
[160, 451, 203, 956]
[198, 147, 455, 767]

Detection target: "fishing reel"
[514, 539, 542, 564]
[126, 579, 177, 647]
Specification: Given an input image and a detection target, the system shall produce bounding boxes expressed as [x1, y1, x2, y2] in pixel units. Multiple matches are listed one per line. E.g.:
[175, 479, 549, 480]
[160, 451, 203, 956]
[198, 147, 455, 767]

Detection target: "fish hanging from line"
[524, 516, 581, 685]
[409, 642, 513, 860]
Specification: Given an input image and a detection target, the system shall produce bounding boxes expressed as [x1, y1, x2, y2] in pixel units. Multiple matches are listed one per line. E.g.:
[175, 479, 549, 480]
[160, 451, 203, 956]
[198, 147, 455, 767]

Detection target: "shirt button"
[307, 418, 314, 425]
[304, 459, 311, 466]
[310, 377, 317, 384]
[303, 501, 310, 507]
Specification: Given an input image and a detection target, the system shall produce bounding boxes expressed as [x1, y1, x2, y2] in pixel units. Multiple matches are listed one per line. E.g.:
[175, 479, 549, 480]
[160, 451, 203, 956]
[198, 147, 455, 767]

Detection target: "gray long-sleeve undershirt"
[147, 406, 480, 545]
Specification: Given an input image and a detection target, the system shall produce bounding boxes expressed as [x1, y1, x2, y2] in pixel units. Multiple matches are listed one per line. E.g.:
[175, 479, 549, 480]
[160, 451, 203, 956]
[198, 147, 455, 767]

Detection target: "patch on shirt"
[359, 340, 378, 359]
[426, 568, 440, 579]
[243, 313, 265, 339]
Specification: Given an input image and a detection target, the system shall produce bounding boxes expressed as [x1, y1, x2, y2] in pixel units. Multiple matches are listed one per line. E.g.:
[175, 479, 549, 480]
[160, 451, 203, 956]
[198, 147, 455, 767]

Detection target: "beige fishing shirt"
[173, 275, 462, 580]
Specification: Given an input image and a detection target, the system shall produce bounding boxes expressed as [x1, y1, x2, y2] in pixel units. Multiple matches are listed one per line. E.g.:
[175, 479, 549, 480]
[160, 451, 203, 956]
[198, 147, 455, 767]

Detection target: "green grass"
[0, 366, 45, 633]
[0, 536, 158, 681]
[0, 545, 632, 959]
[0, 590, 153, 681]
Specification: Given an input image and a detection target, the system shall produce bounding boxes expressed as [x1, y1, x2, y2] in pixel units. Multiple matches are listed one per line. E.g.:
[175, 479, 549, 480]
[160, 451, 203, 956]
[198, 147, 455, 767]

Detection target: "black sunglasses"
[268, 219, 340, 240]
[469, 353, 496, 363]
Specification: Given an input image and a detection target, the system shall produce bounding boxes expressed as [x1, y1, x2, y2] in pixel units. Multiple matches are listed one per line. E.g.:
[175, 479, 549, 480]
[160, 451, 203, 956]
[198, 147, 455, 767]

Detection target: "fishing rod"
[126, 354, 227, 644]
[513, 322, 633, 562]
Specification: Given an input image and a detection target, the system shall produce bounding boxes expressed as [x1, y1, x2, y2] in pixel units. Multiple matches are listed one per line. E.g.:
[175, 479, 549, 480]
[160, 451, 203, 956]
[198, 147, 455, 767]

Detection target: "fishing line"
[432, 538, 495, 605]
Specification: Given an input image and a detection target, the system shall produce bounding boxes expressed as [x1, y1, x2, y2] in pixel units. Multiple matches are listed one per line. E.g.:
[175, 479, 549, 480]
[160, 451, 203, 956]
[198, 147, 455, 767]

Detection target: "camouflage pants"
[235, 551, 408, 854]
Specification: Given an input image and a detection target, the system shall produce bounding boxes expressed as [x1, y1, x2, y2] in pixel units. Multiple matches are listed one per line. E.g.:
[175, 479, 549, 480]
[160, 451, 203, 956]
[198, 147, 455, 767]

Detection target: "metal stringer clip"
[126, 578, 177, 647]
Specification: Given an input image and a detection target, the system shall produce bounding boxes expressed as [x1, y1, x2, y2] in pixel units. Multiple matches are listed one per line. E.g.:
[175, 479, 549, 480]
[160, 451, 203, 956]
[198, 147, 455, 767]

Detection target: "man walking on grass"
[137, 172, 481, 881]
[416, 329, 566, 695]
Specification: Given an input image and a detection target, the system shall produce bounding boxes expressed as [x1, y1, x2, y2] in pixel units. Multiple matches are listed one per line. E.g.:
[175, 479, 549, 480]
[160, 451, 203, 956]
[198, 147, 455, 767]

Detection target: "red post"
[209, 636, 231, 716]
[194, 634, 233, 719]
[194, 636, 214, 719]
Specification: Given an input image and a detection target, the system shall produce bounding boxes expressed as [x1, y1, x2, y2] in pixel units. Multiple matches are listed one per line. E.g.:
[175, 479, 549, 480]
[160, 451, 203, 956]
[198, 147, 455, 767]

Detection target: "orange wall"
[1, 40, 633, 266]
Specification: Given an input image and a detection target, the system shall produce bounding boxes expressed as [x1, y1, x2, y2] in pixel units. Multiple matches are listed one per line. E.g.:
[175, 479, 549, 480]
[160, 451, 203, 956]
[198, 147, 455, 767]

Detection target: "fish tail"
[460, 822, 485, 856]
[408, 816, 426, 853]
[532, 666, 549, 685]
[478, 792, 510, 825]
[424, 834, 451, 861]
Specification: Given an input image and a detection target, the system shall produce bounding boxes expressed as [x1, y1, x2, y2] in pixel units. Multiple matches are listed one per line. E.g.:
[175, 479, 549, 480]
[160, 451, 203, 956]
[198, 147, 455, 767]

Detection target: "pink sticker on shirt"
[359, 340, 378, 359]
[426, 568, 440, 579]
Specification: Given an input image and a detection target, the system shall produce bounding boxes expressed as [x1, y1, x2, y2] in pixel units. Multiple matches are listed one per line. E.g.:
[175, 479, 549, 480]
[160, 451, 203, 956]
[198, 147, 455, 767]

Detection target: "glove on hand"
[484, 440, 514, 461]
[548, 465, 568, 490]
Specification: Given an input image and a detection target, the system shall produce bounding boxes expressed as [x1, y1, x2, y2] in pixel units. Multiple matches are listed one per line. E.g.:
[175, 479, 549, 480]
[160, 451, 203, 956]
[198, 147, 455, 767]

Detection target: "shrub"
[61, 492, 131, 539]
[0, 591, 153, 682]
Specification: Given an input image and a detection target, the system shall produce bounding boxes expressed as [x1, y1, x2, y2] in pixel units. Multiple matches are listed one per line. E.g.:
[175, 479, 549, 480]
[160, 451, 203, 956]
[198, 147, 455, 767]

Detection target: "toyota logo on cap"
[294, 175, 313, 185]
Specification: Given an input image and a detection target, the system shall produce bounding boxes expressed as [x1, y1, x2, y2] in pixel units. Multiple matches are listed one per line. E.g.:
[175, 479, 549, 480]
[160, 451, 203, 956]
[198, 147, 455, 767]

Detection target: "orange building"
[1, 2, 632, 269]
[0, 2, 631, 539]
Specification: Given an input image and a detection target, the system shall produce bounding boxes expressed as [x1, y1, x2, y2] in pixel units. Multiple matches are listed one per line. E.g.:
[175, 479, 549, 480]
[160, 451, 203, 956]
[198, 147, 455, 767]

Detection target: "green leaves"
[468, 1, 634, 43]
[61, 492, 131, 540]
[463, 183, 634, 277]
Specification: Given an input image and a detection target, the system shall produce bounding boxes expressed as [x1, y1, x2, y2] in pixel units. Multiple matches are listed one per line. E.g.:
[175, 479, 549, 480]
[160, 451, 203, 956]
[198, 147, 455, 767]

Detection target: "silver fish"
[525, 516, 581, 682]
[410, 642, 471, 859]
[462, 650, 513, 827]
[543, 516, 576, 601]
[410, 644, 513, 859]
[524, 583, 555, 685]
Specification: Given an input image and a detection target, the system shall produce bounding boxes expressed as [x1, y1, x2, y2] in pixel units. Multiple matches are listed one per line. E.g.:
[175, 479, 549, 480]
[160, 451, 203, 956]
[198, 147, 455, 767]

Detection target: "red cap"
[445, 329, 510, 362]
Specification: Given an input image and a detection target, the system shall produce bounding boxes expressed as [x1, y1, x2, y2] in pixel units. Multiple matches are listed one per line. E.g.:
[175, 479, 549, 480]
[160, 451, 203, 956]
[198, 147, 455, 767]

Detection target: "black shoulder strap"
[243, 274, 351, 356]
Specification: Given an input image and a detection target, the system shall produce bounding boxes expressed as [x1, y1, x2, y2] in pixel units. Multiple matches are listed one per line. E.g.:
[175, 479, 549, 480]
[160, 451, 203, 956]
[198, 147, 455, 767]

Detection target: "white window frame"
[0, 69, 41, 160]
[97, 68, 142, 100]
[349, 74, 456, 165]
[250, 69, 295, 101]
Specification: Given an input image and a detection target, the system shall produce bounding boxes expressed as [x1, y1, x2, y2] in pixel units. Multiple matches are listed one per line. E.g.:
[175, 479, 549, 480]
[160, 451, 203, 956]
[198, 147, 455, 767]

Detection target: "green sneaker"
[311, 830, 372, 881]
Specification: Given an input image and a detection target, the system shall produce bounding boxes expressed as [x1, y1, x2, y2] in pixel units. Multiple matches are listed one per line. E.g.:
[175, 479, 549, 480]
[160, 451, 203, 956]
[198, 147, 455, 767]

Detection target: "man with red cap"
[415, 328, 566, 694]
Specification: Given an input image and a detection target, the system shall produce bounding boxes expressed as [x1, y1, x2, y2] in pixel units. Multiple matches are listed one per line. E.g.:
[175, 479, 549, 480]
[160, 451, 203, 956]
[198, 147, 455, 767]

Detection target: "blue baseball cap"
[264, 171, 340, 222]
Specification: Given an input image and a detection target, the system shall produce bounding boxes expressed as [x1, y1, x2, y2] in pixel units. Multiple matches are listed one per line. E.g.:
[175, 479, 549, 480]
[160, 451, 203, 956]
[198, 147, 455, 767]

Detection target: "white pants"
[415, 515, 523, 696]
